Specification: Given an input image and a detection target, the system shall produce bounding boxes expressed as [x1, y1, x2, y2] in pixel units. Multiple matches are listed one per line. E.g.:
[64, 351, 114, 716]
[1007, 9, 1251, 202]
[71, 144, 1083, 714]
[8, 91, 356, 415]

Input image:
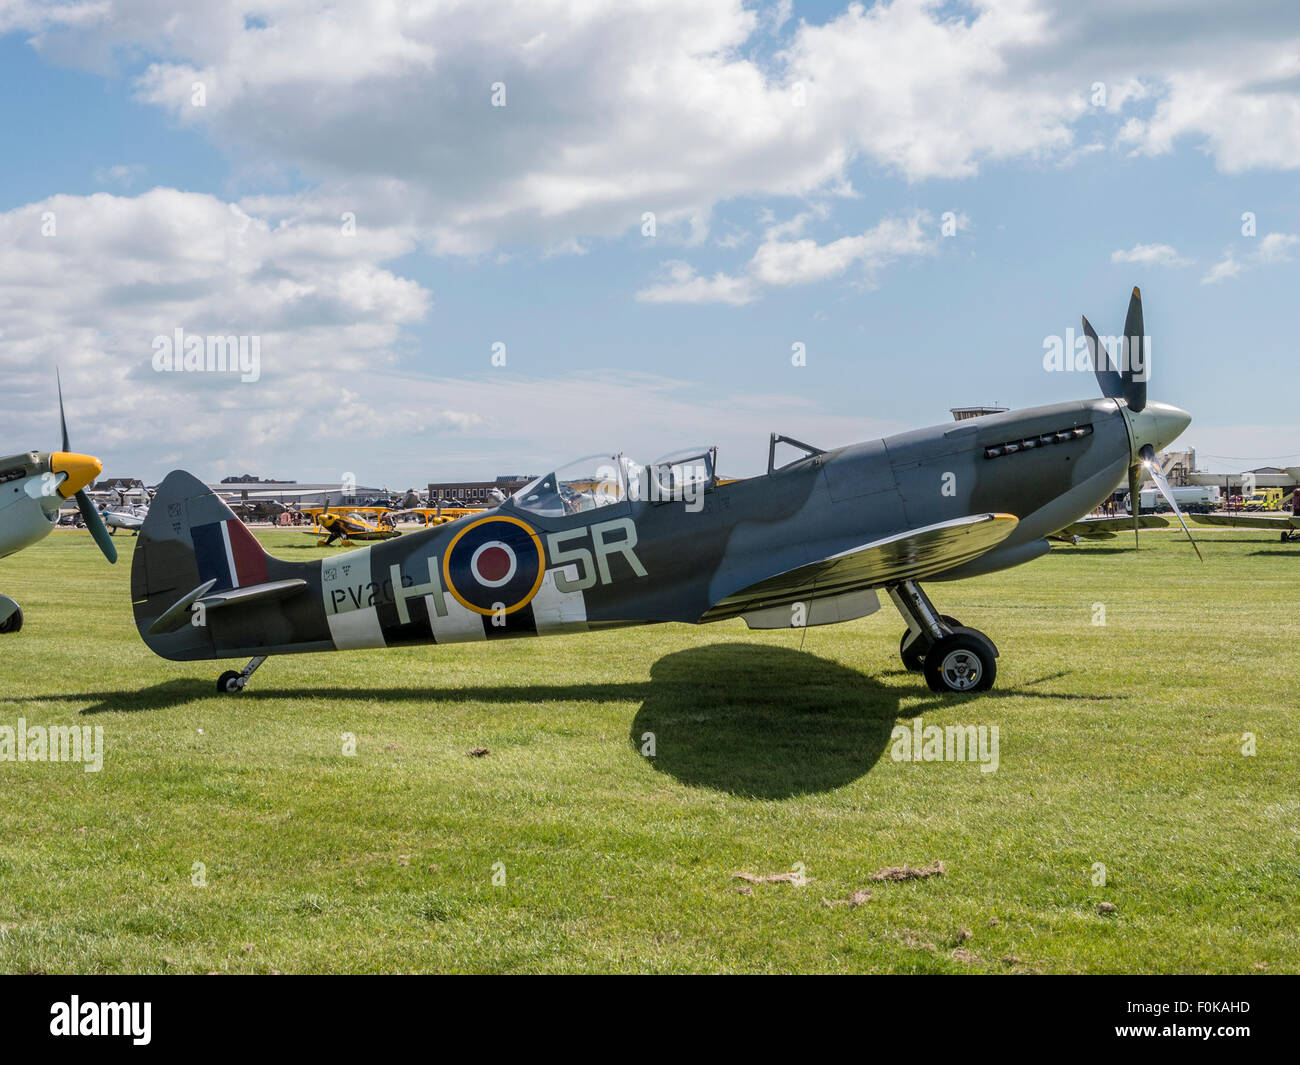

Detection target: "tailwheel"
[923, 633, 996, 694]
[0, 606, 23, 634]
[216, 655, 267, 695]
[899, 615, 961, 672]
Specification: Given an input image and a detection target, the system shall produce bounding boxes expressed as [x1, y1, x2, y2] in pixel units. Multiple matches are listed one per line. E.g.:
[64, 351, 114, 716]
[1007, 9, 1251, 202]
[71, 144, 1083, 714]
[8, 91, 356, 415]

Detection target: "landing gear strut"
[888, 580, 998, 694]
[217, 655, 268, 694]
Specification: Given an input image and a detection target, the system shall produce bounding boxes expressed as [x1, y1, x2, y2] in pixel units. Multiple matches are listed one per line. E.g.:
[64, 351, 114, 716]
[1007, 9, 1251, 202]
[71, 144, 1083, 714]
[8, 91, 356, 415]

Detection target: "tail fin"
[131, 470, 305, 661]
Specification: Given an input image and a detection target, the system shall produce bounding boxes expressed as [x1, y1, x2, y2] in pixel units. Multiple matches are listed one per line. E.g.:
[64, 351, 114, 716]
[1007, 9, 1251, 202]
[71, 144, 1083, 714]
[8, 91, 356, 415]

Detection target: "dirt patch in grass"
[868, 860, 945, 882]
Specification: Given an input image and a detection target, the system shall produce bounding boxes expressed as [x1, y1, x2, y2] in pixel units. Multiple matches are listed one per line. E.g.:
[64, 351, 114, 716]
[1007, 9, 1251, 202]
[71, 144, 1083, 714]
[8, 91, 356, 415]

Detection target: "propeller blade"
[1122, 286, 1147, 413]
[57, 369, 70, 452]
[1084, 315, 1124, 400]
[76, 490, 118, 564]
[1128, 462, 1142, 549]
[57, 370, 115, 563]
[1139, 444, 1202, 561]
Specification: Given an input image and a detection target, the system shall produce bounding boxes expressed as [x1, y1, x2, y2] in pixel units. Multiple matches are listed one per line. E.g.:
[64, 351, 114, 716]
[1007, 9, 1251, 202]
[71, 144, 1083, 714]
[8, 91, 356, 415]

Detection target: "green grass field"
[1, 527, 1296, 973]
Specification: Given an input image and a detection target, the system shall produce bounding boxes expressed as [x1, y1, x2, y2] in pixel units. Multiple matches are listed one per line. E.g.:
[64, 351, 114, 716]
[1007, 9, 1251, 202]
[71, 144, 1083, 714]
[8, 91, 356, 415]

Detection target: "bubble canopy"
[508, 449, 716, 517]
[509, 455, 639, 517]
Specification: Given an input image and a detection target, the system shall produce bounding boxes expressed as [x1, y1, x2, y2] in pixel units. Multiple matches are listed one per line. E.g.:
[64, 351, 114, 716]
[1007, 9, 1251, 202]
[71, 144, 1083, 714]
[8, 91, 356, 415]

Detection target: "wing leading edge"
[702, 513, 1019, 622]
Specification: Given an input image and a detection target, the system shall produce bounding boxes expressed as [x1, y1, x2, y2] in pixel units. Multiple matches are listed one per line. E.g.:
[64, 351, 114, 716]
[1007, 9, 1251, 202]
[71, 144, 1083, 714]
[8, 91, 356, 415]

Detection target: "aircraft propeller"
[1085, 287, 1198, 557]
[1139, 443, 1202, 561]
[57, 372, 117, 565]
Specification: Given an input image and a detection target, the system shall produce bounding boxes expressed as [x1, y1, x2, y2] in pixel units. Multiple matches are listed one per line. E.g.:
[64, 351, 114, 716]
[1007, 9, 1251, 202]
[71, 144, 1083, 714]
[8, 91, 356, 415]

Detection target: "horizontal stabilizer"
[147, 577, 307, 635]
[147, 578, 218, 635]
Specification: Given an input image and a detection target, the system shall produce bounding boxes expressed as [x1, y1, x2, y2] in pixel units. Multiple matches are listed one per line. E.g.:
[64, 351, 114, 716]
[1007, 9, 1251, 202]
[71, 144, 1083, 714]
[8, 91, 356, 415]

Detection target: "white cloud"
[0, 188, 907, 482]
[0, 188, 432, 473]
[5, 1, 1298, 258]
[1200, 255, 1242, 285]
[639, 211, 938, 303]
[0, 0, 1090, 256]
[751, 214, 934, 286]
[92, 163, 145, 188]
[1200, 232, 1298, 283]
[1110, 242, 1191, 268]
[635, 261, 756, 306]
[1136, 67, 1300, 173]
[1257, 232, 1300, 263]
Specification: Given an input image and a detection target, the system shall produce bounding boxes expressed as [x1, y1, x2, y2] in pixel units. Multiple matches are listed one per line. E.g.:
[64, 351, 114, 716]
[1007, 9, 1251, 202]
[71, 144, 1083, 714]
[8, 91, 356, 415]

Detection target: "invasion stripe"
[529, 567, 589, 634]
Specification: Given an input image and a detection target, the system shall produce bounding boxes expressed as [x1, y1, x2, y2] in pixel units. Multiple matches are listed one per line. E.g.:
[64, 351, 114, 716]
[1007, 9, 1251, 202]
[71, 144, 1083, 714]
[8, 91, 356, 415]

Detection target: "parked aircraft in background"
[0, 378, 117, 631]
[102, 496, 150, 535]
[1050, 513, 1170, 543]
[1192, 511, 1300, 542]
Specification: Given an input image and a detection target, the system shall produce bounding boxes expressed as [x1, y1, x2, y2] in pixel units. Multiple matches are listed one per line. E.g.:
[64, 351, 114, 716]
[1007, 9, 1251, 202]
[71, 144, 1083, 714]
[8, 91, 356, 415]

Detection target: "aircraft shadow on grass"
[42, 642, 1118, 800]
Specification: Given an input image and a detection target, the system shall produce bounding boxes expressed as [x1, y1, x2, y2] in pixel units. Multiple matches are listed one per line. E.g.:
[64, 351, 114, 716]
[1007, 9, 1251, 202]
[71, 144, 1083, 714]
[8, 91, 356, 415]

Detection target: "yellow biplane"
[303, 505, 487, 546]
[390, 506, 483, 528]
[303, 506, 402, 547]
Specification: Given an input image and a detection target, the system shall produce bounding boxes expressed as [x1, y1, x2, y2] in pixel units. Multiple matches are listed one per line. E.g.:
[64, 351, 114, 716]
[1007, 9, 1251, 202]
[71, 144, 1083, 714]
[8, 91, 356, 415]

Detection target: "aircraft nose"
[1129, 402, 1191, 456]
[51, 452, 103, 498]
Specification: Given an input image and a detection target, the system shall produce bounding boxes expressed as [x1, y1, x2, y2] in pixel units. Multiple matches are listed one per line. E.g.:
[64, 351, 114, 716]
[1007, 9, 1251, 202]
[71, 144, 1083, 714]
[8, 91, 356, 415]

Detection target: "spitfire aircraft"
[1192, 509, 1300, 542]
[1049, 513, 1170, 544]
[1, 379, 117, 631]
[132, 288, 1196, 695]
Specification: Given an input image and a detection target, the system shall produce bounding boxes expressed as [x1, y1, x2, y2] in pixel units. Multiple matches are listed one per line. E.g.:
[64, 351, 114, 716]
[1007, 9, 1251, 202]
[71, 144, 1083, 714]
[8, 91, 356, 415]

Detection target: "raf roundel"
[443, 516, 546, 616]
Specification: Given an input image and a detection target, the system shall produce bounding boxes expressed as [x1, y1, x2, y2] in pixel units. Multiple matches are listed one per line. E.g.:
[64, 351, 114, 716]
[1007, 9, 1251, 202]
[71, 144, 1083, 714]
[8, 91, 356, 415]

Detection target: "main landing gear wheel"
[923, 633, 996, 694]
[0, 606, 23, 634]
[899, 615, 961, 672]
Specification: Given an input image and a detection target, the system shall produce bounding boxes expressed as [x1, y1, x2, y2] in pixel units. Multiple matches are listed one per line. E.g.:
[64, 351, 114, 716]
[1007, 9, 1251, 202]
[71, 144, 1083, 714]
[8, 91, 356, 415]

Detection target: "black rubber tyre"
[217, 670, 243, 694]
[899, 615, 962, 672]
[923, 633, 996, 694]
[0, 606, 23, 634]
[900, 633, 927, 672]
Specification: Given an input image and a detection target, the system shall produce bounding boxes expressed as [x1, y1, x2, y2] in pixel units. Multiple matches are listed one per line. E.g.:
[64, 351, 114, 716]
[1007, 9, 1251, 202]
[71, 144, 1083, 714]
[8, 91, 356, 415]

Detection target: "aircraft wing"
[1191, 512, 1300, 531]
[703, 513, 1018, 621]
[1051, 514, 1169, 541]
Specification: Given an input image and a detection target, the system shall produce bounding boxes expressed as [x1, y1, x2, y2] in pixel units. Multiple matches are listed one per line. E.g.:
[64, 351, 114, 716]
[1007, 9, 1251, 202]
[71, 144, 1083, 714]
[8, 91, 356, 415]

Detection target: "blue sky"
[2, 1, 1299, 489]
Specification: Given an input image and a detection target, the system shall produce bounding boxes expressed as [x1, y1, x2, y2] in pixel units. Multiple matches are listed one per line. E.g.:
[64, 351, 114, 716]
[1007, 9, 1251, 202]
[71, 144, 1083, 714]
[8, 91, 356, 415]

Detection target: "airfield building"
[427, 475, 535, 505]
